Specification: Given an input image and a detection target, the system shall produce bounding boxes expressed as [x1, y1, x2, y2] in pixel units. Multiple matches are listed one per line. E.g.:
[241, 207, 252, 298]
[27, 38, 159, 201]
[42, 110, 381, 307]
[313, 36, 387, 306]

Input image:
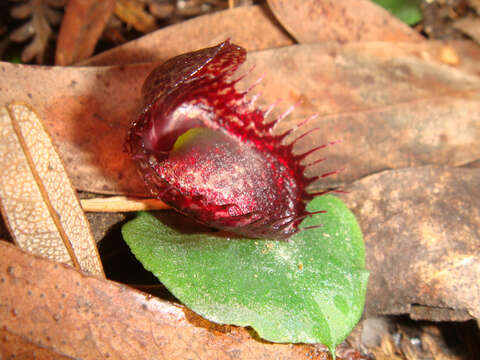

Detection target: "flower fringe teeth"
[127, 40, 336, 239]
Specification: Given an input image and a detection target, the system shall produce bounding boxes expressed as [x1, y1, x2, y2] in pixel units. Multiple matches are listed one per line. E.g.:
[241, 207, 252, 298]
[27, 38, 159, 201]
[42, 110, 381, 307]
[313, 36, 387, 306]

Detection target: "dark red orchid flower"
[127, 40, 332, 239]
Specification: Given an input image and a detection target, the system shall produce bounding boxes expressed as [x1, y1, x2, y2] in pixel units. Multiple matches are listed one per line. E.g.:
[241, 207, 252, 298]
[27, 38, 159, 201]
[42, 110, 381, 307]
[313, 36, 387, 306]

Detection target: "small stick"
[81, 196, 170, 212]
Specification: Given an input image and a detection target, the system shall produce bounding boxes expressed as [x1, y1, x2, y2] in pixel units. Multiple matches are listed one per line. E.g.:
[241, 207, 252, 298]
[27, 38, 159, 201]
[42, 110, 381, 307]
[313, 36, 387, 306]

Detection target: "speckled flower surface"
[127, 41, 329, 239]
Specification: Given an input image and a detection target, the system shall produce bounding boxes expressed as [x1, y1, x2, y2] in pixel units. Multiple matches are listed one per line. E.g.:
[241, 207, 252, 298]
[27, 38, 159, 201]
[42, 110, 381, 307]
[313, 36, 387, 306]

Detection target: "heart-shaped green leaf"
[122, 195, 368, 354]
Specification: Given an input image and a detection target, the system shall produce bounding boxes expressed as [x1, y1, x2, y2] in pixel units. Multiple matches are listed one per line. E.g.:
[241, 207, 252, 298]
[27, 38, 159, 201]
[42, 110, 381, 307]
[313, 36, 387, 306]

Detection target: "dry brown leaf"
[0, 240, 368, 359]
[114, 0, 157, 34]
[442, 40, 480, 76]
[469, 0, 480, 14]
[0, 61, 153, 196]
[76, 3, 480, 77]
[0, 328, 73, 360]
[9, 0, 65, 63]
[368, 334, 404, 360]
[173, 0, 229, 18]
[325, 40, 480, 76]
[452, 16, 480, 46]
[266, 0, 422, 44]
[340, 167, 480, 322]
[0, 102, 103, 277]
[420, 324, 469, 360]
[78, 4, 294, 66]
[148, 1, 175, 19]
[1, 42, 480, 195]
[55, 0, 116, 65]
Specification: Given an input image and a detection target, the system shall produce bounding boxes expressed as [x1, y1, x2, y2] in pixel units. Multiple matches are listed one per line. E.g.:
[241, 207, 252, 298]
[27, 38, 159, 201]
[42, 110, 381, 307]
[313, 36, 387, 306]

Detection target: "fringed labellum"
[127, 40, 332, 239]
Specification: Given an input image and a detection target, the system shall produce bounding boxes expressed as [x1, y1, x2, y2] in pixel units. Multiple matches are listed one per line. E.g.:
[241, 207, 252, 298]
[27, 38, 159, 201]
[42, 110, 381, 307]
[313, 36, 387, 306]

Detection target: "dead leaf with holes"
[0, 240, 367, 360]
[340, 167, 480, 322]
[0, 102, 103, 276]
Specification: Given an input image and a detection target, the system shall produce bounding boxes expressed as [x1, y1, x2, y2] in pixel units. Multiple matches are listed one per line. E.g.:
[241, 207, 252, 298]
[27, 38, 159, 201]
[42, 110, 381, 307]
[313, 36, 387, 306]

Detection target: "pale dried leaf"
[0, 240, 367, 359]
[0, 102, 103, 277]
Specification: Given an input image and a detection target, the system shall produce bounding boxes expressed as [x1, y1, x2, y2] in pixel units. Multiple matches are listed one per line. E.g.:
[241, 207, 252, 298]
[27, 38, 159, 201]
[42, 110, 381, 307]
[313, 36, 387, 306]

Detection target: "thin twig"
[81, 196, 169, 212]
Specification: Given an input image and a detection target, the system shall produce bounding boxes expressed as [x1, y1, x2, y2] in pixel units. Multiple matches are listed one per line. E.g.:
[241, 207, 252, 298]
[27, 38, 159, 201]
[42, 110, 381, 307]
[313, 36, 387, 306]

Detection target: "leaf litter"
[55, 0, 116, 65]
[78, 4, 294, 66]
[0, 239, 368, 359]
[1, 42, 479, 195]
[1, 0, 480, 358]
[341, 166, 480, 322]
[8, 0, 65, 63]
[266, 0, 422, 43]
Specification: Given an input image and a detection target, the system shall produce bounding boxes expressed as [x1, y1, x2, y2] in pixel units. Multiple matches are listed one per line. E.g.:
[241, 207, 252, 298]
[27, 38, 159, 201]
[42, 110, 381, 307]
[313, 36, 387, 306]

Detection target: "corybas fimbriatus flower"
[127, 41, 336, 239]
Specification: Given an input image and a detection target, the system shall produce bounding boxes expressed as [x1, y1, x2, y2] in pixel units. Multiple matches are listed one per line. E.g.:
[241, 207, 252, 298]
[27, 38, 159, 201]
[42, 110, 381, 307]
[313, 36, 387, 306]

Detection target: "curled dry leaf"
[1, 42, 480, 195]
[78, 4, 294, 66]
[0, 102, 103, 277]
[340, 167, 480, 322]
[0, 240, 368, 360]
[9, 0, 66, 63]
[55, 0, 116, 65]
[266, 0, 423, 44]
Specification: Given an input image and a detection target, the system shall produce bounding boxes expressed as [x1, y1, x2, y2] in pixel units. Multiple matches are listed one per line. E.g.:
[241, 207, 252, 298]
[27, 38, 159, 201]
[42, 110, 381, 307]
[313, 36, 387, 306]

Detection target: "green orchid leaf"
[372, 0, 423, 25]
[122, 195, 368, 355]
